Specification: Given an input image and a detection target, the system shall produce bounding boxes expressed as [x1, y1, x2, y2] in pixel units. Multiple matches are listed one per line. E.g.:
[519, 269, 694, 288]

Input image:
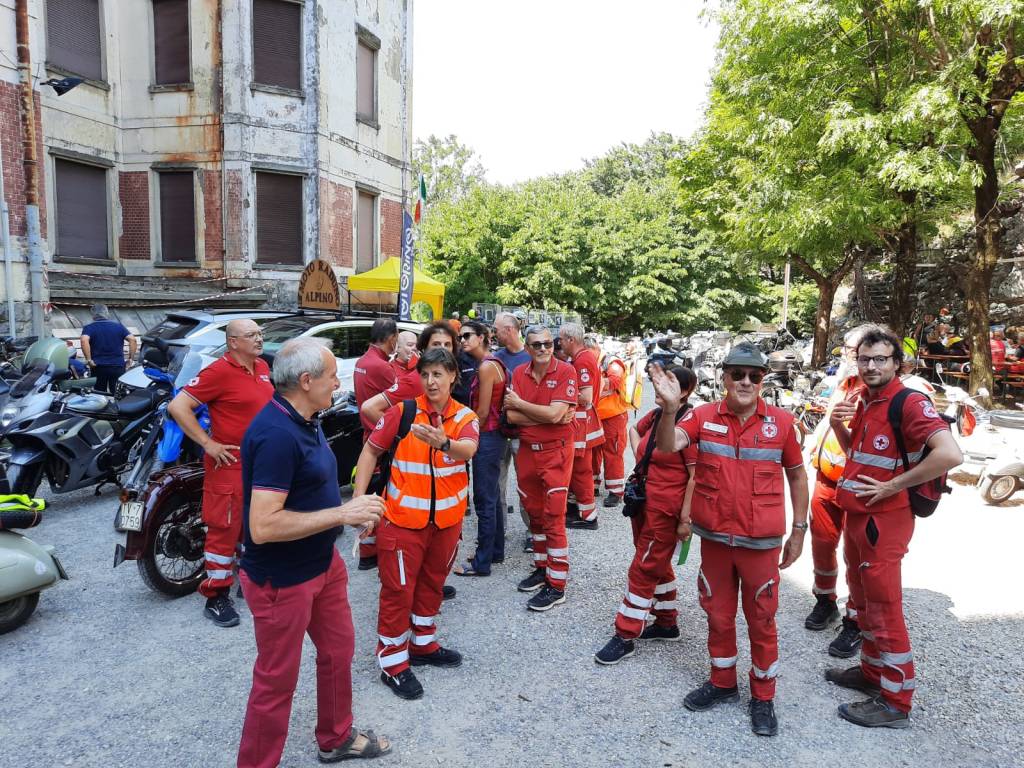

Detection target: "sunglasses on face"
[726, 368, 764, 384]
[230, 331, 263, 340]
[459, 332, 477, 341]
[529, 340, 555, 351]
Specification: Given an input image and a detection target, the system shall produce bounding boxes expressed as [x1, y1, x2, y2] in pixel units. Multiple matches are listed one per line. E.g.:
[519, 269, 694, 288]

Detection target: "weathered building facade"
[0, 0, 412, 333]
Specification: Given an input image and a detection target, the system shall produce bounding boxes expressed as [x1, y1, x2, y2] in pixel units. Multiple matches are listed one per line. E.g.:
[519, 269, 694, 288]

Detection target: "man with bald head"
[168, 317, 275, 627]
[389, 330, 424, 400]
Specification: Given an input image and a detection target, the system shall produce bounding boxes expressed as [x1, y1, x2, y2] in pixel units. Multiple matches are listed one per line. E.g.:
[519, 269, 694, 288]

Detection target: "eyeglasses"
[726, 368, 764, 384]
[459, 332, 477, 341]
[857, 355, 893, 367]
[229, 331, 263, 340]
[529, 340, 555, 351]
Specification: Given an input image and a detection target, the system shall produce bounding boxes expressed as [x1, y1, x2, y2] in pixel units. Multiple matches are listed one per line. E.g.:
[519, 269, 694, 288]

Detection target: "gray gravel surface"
[3, 395, 1023, 768]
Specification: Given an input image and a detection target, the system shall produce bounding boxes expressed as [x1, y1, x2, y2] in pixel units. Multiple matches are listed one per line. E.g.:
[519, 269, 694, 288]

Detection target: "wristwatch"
[792, 521, 809, 531]
[440, 438, 452, 453]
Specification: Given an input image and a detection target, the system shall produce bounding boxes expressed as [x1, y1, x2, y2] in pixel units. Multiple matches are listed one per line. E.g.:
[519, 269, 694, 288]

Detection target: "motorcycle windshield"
[10, 361, 50, 398]
[172, 350, 205, 389]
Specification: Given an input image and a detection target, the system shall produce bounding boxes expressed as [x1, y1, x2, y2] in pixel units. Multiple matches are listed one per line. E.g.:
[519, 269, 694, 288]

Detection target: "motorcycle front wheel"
[137, 495, 206, 597]
[0, 593, 40, 635]
[980, 475, 1019, 506]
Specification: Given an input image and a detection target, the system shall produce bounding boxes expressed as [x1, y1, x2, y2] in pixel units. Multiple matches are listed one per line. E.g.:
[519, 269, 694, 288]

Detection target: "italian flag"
[413, 174, 426, 224]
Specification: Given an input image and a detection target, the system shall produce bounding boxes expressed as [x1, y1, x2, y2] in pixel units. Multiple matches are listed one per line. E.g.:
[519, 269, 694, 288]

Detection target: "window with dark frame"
[356, 38, 377, 123]
[153, 0, 190, 85]
[355, 190, 376, 272]
[252, 0, 302, 91]
[46, 0, 103, 81]
[256, 172, 303, 265]
[158, 171, 196, 263]
[54, 158, 109, 261]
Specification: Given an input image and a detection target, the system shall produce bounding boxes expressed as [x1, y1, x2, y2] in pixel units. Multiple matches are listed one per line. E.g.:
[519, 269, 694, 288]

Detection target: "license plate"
[116, 501, 144, 532]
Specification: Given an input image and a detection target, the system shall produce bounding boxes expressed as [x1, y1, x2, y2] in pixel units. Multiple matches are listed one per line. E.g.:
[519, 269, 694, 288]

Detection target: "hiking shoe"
[380, 669, 423, 700]
[565, 501, 581, 521]
[603, 494, 623, 508]
[203, 593, 240, 628]
[825, 666, 882, 697]
[523, 537, 534, 554]
[683, 681, 740, 712]
[838, 697, 910, 729]
[442, 585, 456, 601]
[358, 555, 378, 571]
[829, 617, 862, 658]
[595, 635, 636, 665]
[517, 568, 547, 593]
[527, 584, 566, 612]
[410, 646, 463, 668]
[640, 624, 681, 642]
[567, 517, 598, 530]
[805, 595, 840, 631]
[750, 699, 778, 736]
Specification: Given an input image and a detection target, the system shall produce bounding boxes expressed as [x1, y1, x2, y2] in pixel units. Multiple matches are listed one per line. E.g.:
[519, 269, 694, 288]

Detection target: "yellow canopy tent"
[346, 257, 445, 319]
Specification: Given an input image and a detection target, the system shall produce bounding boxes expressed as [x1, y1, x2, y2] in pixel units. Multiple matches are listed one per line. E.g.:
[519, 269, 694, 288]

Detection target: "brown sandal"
[318, 728, 392, 762]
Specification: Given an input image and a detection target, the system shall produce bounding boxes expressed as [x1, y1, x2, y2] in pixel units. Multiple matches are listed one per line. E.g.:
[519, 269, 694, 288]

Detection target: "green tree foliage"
[412, 134, 487, 205]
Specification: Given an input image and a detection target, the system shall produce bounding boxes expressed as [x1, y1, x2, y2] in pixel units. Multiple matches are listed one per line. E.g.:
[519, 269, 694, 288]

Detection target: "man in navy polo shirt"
[237, 338, 392, 767]
[80, 304, 136, 393]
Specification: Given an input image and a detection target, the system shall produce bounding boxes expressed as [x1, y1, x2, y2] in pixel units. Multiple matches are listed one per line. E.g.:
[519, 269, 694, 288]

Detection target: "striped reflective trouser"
[198, 468, 244, 598]
[810, 478, 845, 601]
[517, 441, 572, 590]
[614, 504, 680, 639]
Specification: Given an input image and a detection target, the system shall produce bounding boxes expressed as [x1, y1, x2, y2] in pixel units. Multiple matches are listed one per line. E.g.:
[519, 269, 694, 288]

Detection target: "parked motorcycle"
[0, 497, 68, 634]
[977, 409, 1024, 505]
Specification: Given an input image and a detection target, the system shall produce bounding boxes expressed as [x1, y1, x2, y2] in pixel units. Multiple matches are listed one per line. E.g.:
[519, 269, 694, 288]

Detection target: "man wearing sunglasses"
[505, 325, 578, 611]
[652, 342, 808, 737]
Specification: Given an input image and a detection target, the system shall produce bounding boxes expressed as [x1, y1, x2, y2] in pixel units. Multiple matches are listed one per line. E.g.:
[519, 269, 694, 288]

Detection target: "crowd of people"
[911, 307, 1024, 378]
[169, 311, 963, 766]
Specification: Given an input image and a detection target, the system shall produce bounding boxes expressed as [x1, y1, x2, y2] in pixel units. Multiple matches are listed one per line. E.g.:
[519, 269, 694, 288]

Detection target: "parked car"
[119, 309, 290, 390]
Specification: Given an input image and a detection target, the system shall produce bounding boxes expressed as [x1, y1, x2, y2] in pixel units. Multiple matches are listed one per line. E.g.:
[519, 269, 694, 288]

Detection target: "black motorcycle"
[3, 347, 177, 497]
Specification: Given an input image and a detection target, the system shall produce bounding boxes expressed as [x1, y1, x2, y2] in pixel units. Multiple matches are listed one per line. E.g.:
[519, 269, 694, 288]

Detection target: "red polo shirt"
[183, 353, 274, 470]
[572, 348, 604, 449]
[510, 357, 577, 443]
[384, 354, 425, 404]
[354, 344, 397, 434]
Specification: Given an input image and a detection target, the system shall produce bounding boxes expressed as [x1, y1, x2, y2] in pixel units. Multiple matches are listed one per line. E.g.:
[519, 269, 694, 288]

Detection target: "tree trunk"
[888, 216, 917, 338]
[966, 134, 1000, 405]
[811, 280, 836, 368]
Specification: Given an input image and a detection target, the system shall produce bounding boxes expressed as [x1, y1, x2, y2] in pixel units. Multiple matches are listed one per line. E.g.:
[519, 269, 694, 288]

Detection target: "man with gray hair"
[238, 337, 391, 766]
[559, 322, 604, 530]
[80, 303, 136, 393]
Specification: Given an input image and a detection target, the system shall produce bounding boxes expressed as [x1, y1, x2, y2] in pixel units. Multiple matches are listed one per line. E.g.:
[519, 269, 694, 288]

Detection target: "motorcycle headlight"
[1, 405, 18, 427]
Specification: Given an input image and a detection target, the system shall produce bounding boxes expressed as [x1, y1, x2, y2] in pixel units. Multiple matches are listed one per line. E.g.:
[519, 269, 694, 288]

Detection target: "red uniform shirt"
[634, 408, 690, 514]
[354, 345, 397, 434]
[836, 376, 950, 515]
[679, 398, 802, 541]
[183, 354, 274, 470]
[572, 348, 604, 450]
[368, 396, 479, 452]
[510, 358, 577, 443]
[384, 355, 425, 403]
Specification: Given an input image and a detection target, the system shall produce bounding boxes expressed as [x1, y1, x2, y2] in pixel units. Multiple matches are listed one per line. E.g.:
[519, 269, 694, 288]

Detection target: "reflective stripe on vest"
[698, 441, 782, 463]
[692, 523, 783, 550]
[388, 481, 469, 511]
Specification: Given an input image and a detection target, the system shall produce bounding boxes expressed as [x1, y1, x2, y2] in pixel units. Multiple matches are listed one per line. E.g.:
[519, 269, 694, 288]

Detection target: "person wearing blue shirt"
[80, 304, 136, 393]
[493, 312, 533, 544]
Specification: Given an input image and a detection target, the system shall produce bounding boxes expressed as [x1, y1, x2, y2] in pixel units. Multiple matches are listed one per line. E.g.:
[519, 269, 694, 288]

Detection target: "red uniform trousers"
[376, 518, 462, 676]
[516, 440, 572, 590]
[810, 476, 846, 605]
[237, 552, 355, 768]
[570, 445, 598, 521]
[698, 538, 780, 701]
[614, 501, 679, 639]
[843, 509, 916, 713]
[592, 412, 628, 498]
[199, 464, 244, 598]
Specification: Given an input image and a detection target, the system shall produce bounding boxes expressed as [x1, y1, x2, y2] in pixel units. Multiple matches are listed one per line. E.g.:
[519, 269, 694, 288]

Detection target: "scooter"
[976, 409, 1024, 505]
[0, 496, 68, 634]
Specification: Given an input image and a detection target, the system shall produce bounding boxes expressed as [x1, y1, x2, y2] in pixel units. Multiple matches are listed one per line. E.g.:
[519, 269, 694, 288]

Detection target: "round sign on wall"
[298, 259, 341, 310]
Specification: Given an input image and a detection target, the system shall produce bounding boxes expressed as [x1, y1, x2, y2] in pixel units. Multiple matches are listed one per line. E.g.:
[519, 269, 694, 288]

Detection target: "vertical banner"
[398, 210, 415, 321]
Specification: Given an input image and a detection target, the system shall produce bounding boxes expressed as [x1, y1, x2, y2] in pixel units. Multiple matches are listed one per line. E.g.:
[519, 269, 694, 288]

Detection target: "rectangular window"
[54, 158, 108, 260]
[356, 190, 376, 272]
[158, 171, 196, 263]
[256, 172, 303, 265]
[153, 0, 190, 85]
[356, 39, 376, 123]
[252, 0, 302, 91]
[46, 0, 103, 81]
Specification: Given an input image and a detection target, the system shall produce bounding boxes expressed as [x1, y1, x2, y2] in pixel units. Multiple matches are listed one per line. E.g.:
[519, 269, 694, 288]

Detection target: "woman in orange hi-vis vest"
[353, 348, 480, 701]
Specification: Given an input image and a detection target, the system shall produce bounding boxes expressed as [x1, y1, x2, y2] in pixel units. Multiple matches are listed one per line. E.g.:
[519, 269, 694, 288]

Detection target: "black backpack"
[367, 399, 418, 497]
[887, 389, 952, 517]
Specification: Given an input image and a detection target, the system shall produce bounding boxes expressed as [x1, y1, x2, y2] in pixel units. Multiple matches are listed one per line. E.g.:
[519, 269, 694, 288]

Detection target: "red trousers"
[843, 509, 916, 713]
[614, 501, 679, 639]
[592, 412, 628, 497]
[376, 518, 462, 676]
[199, 465, 243, 598]
[237, 552, 354, 768]
[698, 538, 780, 701]
[810, 477, 845, 604]
[516, 440, 572, 590]
[570, 445, 598, 521]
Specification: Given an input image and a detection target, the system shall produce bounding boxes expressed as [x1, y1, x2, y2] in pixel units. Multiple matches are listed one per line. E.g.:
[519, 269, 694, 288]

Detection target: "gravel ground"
[3, 390, 1023, 768]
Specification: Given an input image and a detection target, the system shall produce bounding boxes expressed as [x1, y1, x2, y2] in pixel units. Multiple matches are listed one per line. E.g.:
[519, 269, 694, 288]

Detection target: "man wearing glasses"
[826, 328, 961, 729]
[504, 325, 577, 612]
[651, 342, 808, 737]
[169, 318, 274, 627]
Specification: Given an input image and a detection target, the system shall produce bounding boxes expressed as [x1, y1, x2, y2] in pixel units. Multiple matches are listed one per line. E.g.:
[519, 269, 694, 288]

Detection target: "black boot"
[749, 699, 778, 736]
[829, 616, 862, 658]
[805, 594, 840, 630]
[683, 681, 740, 712]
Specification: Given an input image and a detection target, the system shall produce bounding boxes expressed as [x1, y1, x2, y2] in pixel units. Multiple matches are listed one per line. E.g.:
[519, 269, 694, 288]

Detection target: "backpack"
[887, 389, 952, 517]
[367, 399, 418, 497]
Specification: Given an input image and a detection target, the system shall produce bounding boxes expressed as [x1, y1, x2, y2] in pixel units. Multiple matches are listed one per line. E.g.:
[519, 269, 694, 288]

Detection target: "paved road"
[3, 392, 1023, 768]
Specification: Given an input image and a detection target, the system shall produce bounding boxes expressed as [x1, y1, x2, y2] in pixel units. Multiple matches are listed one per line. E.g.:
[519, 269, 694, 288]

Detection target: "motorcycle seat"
[113, 389, 159, 418]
